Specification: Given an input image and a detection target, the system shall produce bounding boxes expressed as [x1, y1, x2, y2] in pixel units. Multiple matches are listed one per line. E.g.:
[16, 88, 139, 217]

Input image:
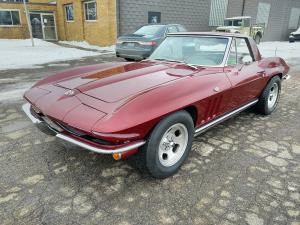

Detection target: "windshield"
[134, 25, 164, 36]
[149, 36, 229, 66]
[224, 19, 243, 26]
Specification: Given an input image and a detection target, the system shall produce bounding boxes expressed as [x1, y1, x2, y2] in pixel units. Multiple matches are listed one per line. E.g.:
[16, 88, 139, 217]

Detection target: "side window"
[167, 26, 178, 33]
[236, 38, 254, 64]
[65, 4, 74, 22]
[227, 39, 237, 65]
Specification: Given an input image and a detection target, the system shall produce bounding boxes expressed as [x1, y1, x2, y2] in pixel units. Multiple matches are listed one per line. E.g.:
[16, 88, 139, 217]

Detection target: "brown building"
[0, 0, 117, 46]
[56, 0, 117, 46]
[0, 0, 57, 40]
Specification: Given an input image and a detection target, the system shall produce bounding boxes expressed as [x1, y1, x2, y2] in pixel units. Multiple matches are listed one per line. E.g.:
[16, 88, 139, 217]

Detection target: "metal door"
[30, 13, 43, 39]
[30, 13, 57, 40]
[41, 14, 57, 40]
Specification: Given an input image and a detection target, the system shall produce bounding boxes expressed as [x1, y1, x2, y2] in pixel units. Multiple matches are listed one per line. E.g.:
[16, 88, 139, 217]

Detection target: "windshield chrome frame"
[151, 35, 233, 68]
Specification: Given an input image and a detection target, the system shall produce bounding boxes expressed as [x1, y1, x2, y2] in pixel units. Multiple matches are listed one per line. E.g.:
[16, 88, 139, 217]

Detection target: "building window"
[256, 2, 271, 28]
[65, 4, 74, 22]
[209, 0, 228, 26]
[0, 9, 20, 26]
[84, 1, 97, 21]
[148, 12, 161, 24]
[0, 0, 28, 2]
[288, 8, 300, 29]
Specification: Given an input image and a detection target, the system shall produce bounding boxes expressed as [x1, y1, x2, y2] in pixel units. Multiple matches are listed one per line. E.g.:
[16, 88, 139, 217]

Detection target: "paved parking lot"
[0, 54, 299, 225]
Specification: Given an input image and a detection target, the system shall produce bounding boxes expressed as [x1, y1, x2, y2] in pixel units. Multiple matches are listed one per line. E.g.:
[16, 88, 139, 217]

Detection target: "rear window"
[134, 25, 164, 36]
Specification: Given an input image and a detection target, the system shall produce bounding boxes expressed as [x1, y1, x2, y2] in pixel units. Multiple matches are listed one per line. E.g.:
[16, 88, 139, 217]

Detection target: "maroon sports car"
[23, 32, 289, 178]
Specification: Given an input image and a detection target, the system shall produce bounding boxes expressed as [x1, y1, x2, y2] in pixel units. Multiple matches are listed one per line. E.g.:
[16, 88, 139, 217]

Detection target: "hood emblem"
[64, 89, 75, 96]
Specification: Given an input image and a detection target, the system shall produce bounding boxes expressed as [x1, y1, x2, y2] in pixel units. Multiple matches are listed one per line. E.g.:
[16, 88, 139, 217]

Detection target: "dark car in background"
[116, 24, 186, 61]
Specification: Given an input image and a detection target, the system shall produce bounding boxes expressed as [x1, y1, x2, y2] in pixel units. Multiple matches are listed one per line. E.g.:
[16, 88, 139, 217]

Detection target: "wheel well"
[272, 73, 282, 80]
[183, 106, 198, 126]
[256, 32, 262, 38]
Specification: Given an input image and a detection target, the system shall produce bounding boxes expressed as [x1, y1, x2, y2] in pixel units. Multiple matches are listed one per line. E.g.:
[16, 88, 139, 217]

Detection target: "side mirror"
[242, 55, 253, 65]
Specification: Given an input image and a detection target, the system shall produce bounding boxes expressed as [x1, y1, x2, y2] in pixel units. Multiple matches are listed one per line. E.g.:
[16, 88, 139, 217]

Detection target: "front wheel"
[141, 111, 194, 178]
[255, 76, 281, 115]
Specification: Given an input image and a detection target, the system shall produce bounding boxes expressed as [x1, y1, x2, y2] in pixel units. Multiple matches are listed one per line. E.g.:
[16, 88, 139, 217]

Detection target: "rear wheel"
[254, 34, 261, 44]
[141, 111, 194, 178]
[255, 76, 281, 115]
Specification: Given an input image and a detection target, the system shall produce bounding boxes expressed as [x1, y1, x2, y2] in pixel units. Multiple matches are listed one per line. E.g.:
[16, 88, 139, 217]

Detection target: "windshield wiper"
[153, 58, 199, 70]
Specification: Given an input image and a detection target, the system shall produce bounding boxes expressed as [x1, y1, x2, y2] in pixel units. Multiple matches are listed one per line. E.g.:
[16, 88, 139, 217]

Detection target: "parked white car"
[289, 26, 300, 42]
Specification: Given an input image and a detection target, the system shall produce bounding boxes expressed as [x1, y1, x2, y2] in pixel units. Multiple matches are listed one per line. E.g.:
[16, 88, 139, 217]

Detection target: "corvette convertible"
[23, 32, 289, 178]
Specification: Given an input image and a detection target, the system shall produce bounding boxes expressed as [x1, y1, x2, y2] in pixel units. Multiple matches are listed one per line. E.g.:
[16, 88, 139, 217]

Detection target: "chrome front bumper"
[22, 103, 145, 154]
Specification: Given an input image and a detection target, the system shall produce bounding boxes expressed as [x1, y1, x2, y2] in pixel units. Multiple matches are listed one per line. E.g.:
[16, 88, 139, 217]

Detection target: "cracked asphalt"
[0, 54, 299, 225]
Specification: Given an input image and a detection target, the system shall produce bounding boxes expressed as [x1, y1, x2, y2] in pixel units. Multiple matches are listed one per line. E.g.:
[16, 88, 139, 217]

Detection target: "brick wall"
[0, 1, 56, 39]
[117, 0, 212, 36]
[227, 0, 300, 41]
[56, 0, 117, 46]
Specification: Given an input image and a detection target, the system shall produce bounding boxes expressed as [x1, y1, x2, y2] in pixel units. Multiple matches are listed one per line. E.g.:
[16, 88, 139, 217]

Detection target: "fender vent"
[204, 96, 223, 122]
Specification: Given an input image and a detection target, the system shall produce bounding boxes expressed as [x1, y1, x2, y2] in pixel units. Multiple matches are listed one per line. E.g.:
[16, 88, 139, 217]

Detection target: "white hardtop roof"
[225, 16, 251, 20]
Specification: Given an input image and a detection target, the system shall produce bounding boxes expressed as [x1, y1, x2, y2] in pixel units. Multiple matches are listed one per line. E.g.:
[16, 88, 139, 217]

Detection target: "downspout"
[241, 0, 246, 16]
[117, 0, 120, 37]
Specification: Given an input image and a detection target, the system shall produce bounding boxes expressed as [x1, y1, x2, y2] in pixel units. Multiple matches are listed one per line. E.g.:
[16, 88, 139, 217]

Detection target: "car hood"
[54, 61, 195, 103]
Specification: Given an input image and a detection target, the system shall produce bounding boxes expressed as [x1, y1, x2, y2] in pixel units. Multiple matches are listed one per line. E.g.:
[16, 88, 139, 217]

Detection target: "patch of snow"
[258, 41, 300, 62]
[59, 41, 116, 52]
[0, 39, 102, 70]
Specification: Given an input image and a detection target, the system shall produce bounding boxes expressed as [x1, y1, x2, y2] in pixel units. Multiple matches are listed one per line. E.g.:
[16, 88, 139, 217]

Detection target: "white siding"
[288, 7, 300, 29]
[209, 0, 228, 26]
[256, 2, 271, 27]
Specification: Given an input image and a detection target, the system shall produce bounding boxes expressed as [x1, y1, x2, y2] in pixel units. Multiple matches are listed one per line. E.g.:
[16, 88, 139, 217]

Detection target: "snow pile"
[0, 39, 102, 70]
[258, 41, 300, 62]
[59, 40, 115, 52]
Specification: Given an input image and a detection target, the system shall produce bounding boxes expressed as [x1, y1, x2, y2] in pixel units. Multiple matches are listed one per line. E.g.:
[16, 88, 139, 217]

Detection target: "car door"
[225, 37, 266, 109]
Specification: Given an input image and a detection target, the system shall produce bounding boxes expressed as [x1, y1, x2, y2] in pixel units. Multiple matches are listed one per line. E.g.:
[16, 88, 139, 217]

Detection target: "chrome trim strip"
[22, 103, 42, 124]
[194, 99, 258, 137]
[56, 134, 146, 154]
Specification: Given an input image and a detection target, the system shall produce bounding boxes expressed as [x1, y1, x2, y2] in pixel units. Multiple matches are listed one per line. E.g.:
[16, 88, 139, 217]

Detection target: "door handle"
[213, 87, 220, 92]
[257, 70, 265, 76]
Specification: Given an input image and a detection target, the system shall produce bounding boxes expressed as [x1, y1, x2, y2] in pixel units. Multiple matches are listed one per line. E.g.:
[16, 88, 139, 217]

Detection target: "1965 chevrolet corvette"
[23, 32, 289, 178]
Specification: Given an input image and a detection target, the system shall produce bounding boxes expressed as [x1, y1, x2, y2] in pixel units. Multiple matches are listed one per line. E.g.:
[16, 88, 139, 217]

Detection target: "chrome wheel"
[158, 123, 189, 167]
[268, 82, 279, 109]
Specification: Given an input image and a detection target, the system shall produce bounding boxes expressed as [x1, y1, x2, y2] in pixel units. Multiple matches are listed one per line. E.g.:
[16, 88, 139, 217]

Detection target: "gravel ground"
[0, 54, 299, 225]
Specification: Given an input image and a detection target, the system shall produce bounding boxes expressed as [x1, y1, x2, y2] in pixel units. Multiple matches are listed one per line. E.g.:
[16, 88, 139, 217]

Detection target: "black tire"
[289, 38, 295, 43]
[254, 34, 261, 44]
[140, 110, 194, 178]
[255, 76, 281, 115]
[124, 58, 135, 62]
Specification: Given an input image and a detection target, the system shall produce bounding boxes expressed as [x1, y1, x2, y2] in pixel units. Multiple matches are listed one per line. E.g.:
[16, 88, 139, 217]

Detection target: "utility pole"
[23, 0, 34, 47]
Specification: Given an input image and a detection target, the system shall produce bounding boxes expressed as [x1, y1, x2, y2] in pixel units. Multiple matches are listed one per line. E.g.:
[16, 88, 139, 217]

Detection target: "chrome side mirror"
[242, 55, 253, 65]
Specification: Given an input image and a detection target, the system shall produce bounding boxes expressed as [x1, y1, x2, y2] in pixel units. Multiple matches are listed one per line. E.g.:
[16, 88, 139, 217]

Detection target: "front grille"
[59, 123, 86, 136]
[59, 123, 111, 145]
[30, 105, 43, 119]
[29, 105, 111, 145]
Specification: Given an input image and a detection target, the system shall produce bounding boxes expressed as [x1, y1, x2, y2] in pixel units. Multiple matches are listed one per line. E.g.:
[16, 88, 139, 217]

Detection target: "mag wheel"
[255, 76, 281, 115]
[267, 82, 279, 110]
[142, 111, 194, 178]
[158, 123, 189, 167]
